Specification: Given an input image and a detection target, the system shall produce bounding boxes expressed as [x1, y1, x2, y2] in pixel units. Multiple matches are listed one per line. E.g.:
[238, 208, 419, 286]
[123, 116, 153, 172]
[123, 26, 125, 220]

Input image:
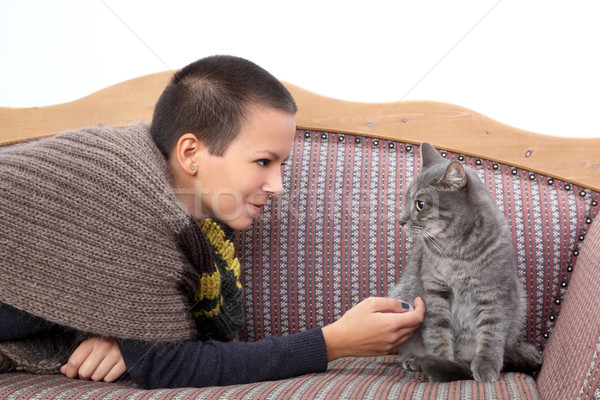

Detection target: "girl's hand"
[61, 336, 126, 382]
[322, 297, 425, 361]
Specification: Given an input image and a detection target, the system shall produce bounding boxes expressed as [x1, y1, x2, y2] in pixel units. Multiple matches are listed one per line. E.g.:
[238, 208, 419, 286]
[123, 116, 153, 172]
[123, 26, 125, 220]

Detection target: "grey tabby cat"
[388, 142, 543, 382]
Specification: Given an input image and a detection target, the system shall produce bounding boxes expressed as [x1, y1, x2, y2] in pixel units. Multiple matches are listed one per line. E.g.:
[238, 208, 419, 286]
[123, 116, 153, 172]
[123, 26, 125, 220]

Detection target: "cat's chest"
[420, 250, 472, 286]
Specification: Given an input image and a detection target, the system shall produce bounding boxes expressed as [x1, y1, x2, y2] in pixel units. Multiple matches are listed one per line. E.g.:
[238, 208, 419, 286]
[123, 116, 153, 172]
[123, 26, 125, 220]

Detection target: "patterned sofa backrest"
[236, 128, 600, 354]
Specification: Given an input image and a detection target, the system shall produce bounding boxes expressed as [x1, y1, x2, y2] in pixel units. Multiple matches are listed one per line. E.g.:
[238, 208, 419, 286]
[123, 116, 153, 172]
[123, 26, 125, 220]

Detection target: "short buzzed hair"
[150, 55, 297, 157]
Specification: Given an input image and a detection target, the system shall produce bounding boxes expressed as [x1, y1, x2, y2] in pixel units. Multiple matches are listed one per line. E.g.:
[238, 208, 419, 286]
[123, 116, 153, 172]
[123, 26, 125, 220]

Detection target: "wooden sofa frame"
[1, 71, 598, 192]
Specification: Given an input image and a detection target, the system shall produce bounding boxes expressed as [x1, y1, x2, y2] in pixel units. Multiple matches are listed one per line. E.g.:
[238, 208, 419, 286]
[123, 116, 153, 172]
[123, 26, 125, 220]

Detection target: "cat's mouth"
[399, 223, 421, 236]
[401, 222, 439, 238]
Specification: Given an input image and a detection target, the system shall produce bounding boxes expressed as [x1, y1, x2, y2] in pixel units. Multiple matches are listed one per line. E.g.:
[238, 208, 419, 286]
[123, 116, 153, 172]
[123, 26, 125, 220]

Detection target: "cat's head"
[398, 142, 481, 238]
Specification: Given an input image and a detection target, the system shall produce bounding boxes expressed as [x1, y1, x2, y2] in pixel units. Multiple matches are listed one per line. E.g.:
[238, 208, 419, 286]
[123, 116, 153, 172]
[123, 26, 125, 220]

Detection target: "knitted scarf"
[0, 123, 243, 373]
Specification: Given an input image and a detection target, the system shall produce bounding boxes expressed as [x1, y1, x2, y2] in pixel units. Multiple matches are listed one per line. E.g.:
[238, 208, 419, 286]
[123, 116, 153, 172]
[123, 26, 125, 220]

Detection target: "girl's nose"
[262, 167, 284, 195]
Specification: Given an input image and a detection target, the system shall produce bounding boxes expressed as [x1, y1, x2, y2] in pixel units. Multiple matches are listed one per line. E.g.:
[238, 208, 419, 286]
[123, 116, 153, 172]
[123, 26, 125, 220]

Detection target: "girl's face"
[192, 106, 296, 230]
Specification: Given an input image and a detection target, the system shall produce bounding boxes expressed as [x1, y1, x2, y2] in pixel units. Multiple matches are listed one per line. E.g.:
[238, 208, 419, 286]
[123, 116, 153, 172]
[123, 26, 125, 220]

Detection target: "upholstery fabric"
[237, 130, 598, 353]
[536, 217, 600, 399]
[0, 356, 540, 399]
[1, 130, 598, 398]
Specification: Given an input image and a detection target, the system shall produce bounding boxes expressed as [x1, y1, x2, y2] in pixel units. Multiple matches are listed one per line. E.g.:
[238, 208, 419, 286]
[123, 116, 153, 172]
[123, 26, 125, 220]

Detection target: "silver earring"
[190, 166, 195, 171]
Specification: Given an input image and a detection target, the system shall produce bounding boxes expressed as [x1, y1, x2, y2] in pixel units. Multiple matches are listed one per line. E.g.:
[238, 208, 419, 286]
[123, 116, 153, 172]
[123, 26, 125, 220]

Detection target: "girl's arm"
[118, 328, 327, 388]
[59, 297, 424, 389]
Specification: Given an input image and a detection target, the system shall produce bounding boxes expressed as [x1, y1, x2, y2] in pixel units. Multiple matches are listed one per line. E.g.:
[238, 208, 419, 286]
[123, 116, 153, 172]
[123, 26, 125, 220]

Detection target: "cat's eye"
[415, 200, 425, 212]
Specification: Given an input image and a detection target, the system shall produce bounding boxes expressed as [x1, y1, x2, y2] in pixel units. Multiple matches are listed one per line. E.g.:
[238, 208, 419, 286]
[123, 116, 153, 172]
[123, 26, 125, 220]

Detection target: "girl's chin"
[218, 214, 254, 231]
[208, 204, 264, 230]
[226, 219, 253, 231]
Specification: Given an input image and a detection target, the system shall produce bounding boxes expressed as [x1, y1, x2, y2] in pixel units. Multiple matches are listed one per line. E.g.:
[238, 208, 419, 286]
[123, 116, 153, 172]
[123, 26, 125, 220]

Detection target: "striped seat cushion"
[237, 130, 599, 353]
[0, 356, 540, 399]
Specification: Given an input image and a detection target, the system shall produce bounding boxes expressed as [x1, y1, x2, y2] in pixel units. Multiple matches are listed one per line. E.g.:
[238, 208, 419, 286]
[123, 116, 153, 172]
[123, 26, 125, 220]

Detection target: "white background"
[1, 1, 598, 138]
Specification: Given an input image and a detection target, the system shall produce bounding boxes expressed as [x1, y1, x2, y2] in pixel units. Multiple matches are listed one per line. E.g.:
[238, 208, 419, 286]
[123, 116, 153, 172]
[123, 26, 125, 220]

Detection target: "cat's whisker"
[423, 231, 452, 261]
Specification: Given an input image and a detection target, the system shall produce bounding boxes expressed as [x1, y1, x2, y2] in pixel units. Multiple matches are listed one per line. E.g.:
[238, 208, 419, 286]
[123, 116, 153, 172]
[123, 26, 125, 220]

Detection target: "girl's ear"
[174, 133, 202, 175]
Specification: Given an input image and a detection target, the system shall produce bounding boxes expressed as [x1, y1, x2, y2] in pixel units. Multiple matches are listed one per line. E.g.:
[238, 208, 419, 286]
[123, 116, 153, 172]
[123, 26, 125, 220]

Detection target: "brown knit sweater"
[0, 123, 243, 373]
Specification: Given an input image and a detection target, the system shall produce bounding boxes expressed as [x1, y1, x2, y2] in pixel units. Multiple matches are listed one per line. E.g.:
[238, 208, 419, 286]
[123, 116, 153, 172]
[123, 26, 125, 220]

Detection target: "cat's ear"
[439, 160, 467, 190]
[420, 142, 444, 169]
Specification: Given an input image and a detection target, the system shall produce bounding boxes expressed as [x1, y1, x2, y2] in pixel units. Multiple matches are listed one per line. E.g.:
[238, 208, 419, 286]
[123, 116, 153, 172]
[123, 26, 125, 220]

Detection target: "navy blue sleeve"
[119, 328, 328, 389]
[0, 302, 57, 341]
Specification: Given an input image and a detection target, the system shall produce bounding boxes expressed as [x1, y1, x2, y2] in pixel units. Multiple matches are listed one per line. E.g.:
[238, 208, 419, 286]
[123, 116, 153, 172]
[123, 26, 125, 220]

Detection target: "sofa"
[1, 72, 599, 399]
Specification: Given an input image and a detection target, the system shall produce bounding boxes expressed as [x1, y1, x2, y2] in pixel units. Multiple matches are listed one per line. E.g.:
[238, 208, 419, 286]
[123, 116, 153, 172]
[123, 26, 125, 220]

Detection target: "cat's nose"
[398, 219, 406, 227]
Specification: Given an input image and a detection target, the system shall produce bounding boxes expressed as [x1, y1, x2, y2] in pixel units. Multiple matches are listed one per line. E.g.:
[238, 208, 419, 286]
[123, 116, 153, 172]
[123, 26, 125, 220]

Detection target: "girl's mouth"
[249, 203, 265, 216]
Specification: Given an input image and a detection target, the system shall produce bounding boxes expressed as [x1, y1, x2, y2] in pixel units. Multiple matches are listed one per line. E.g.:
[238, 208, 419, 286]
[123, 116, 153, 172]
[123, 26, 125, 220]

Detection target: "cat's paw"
[471, 355, 501, 382]
[513, 341, 544, 372]
[401, 356, 423, 372]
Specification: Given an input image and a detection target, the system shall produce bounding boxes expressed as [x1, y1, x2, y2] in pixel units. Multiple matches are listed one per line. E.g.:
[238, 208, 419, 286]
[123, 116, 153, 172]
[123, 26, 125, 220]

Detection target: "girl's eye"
[256, 159, 270, 167]
[415, 200, 425, 212]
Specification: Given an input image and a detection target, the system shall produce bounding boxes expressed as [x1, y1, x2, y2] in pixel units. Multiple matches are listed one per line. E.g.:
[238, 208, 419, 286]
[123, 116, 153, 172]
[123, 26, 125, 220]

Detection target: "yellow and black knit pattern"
[192, 219, 244, 341]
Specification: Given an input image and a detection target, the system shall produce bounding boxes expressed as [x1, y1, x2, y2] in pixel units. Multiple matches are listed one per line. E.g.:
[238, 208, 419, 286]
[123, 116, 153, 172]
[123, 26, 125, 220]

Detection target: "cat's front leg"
[421, 287, 454, 360]
[471, 311, 507, 382]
